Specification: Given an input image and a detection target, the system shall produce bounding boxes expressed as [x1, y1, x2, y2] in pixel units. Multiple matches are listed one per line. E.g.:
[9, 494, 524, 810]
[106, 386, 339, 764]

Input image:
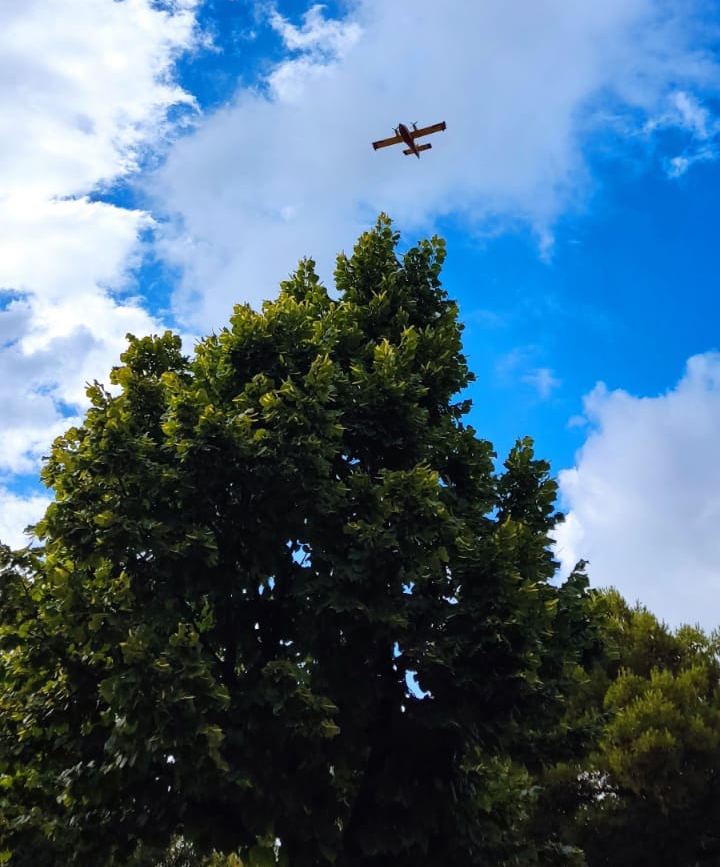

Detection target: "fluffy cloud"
[0, 0, 198, 201]
[268, 3, 362, 57]
[555, 353, 720, 630]
[0, 0, 202, 543]
[153, 0, 720, 330]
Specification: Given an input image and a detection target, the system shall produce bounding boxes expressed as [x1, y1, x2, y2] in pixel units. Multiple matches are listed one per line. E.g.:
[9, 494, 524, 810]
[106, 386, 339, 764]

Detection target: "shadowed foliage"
[532, 589, 720, 867]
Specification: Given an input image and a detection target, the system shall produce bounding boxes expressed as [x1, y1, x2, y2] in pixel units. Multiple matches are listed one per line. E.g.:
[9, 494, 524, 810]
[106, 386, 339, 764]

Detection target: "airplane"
[372, 121, 446, 158]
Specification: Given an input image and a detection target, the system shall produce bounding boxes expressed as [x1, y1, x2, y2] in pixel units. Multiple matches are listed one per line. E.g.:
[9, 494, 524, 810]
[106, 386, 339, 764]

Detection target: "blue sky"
[452, 155, 720, 465]
[2, 0, 720, 627]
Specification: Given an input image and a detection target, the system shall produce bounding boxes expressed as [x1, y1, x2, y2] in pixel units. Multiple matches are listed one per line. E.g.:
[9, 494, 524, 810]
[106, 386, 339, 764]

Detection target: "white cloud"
[672, 90, 713, 139]
[152, 0, 720, 331]
[268, 4, 361, 57]
[645, 89, 720, 176]
[0, 488, 51, 549]
[667, 145, 717, 177]
[0, 0, 202, 543]
[0, 0, 199, 200]
[555, 353, 720, 630]
[523, 368, 561, 400]
[495, 348, 559, 399]
[645, 90, 717, 141]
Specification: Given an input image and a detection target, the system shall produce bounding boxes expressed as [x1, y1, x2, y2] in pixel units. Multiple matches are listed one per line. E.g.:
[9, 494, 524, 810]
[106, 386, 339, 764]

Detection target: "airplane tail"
[403, 143, 432, 156]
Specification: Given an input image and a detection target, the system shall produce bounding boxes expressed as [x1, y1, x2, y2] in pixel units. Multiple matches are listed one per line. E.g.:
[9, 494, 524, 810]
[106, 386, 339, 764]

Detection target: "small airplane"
[372, 121, 447, 158]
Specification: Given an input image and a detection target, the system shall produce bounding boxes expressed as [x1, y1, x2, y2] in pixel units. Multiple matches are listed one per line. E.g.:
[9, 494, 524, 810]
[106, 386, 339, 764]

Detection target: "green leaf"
[93, 510, 116, 529]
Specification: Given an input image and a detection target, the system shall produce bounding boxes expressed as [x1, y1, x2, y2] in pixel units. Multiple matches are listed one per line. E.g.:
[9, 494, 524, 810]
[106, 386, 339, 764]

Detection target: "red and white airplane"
[372, 121, 446, 158]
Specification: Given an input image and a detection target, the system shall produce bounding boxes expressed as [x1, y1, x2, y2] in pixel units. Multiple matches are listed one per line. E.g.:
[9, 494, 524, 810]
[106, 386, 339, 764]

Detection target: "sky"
[2, 0, 720, 629]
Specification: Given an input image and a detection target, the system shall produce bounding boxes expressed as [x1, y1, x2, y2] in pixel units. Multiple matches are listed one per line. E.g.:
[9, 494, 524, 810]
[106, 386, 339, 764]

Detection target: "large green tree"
[0, 216, 598, 866]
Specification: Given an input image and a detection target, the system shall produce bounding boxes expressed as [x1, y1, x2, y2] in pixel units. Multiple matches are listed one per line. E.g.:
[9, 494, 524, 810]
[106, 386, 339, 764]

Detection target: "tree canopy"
[1, 216, 600, 866]
[533, 590, 720, 867]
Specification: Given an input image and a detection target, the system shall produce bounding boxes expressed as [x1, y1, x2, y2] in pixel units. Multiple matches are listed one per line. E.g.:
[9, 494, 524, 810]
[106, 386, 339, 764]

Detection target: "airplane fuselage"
[396, 123, 420, 158]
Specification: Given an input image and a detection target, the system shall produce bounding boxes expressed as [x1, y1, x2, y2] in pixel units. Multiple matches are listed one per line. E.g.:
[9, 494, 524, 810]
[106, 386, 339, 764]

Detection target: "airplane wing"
[372, 134, 402, 150]
[411, 121, 447, 139]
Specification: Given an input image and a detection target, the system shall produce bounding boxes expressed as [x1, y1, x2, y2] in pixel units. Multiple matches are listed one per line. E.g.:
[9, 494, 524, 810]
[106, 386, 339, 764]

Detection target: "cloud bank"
[0, 0, 201, 543]
[153, 0, 720, 330]
[556, 353, 720, 630]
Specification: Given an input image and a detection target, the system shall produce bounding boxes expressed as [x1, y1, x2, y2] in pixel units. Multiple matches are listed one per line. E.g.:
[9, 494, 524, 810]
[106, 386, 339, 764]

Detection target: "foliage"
[153, 837, 243, 867]
[0, 216, 599, 866]
[533, 590, 720, 867]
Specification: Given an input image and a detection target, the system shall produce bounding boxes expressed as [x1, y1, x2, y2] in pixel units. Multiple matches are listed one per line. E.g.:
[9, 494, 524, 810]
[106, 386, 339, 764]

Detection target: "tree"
[533, 590, 720, 867]
[0, 216, 599, 866]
